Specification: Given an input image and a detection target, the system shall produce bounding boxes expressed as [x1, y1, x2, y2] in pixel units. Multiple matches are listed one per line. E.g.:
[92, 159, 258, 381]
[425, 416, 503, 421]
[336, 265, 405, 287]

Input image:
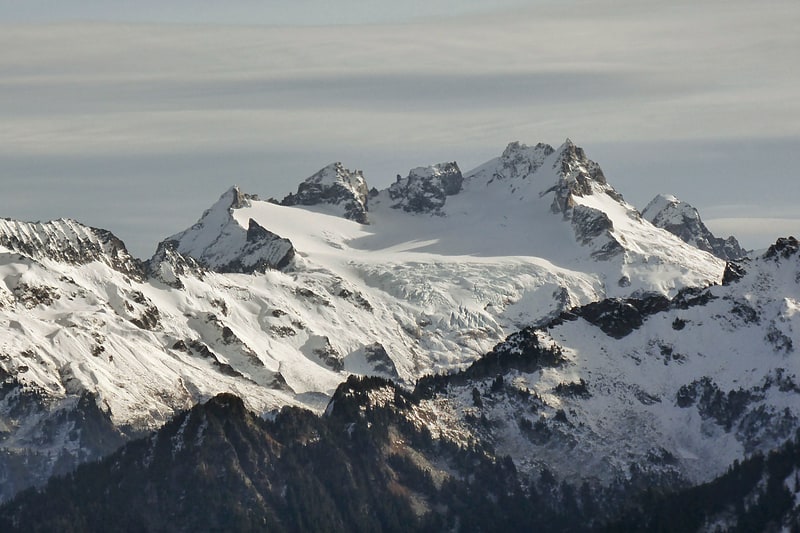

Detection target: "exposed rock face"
[363, 342, 399, 378]
[547, 138, 620, 215]
[0, 218, 144, 279]
[722, 261, 748, 285]
[764, 235, 799, 260]
[160, 186, 295, 274]
[538, 140, 629, 259]
[642, 194, 746, 260]
[146, 240, 203, 289]
[388, 162, 463, 214]
[281, 162, 370, 223]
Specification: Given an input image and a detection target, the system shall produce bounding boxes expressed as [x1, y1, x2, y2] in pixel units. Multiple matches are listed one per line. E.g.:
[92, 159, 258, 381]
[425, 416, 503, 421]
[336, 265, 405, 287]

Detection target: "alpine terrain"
[0, 140, 797, 531]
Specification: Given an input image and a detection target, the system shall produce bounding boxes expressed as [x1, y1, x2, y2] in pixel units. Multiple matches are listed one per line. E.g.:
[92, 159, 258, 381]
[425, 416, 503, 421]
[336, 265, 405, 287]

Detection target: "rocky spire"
[281, 163, 370, 223]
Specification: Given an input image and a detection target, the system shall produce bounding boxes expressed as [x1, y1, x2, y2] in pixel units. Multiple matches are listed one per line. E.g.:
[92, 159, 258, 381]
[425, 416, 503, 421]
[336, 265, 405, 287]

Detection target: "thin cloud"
[0, 0, 798, 257]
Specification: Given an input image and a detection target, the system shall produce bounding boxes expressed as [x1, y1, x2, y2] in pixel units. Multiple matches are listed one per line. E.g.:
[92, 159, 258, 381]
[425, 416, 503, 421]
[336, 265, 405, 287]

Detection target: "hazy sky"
[1, 1, 798, 258]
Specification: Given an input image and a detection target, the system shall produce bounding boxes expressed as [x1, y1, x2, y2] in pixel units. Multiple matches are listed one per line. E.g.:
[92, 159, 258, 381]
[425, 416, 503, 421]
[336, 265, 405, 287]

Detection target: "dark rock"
[676, 377, 761, 431]
[388, 162, 463, 214]
[363, 343, 398, 378]
[281, 162, 370, 223]
[304, 335, 343, 372]
[12, 283, 60, 309]
[547, 139, 615, 215]
[571, 205, 614, 244]
[722, 261, 747, 285]
[764, 236, 799, 260]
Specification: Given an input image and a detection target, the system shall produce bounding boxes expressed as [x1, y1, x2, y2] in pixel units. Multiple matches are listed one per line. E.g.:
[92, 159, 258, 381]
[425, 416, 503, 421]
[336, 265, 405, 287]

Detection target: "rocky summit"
[280, 162, 370, 223]
[643, 193, 747, 260]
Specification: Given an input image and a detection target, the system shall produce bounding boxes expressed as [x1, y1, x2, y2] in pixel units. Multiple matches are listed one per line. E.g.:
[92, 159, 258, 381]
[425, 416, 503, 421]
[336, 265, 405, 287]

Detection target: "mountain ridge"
[0, 139, 754, 505]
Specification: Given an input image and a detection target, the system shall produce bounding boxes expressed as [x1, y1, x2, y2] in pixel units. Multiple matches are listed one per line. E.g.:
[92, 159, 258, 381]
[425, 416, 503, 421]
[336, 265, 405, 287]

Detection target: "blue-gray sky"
[1, 1, 798, 258]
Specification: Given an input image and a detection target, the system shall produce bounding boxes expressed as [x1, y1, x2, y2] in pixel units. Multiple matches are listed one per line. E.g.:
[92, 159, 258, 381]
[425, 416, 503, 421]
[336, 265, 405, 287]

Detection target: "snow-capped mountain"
[0, 139, 733, 501]
[643, 193, 746, 260]
[388, 237, 800, 490]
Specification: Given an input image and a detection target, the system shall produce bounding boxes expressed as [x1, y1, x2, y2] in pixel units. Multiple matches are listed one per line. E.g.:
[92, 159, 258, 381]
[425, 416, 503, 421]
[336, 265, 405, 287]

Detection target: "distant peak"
[388, 161, 463, 214]
[642, 193, 746, 261]
[642, 194, 682, 217]
[764, 236, 799, 260]
[281, 163, 370, 223]
[309, 162, 365, 186]
[159, 187, 295, 275]
[554, 138, 585, 161]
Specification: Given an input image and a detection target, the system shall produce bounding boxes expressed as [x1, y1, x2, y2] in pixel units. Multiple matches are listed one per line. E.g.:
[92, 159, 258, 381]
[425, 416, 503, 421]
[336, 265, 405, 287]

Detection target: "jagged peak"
[300, 163, 368, 199]
[502, 141, 555, 163]
[281, 163, 370, 223]
[406, 161, 461, 180]
[642, 194, 691, 219]
[764, 236, 799, 260]
[210, 185, 253, 213]
[0, 217, 143, 278]
[552, 139, 606, 185]
[156, 187, 295, 275]
[501, 140, 555, 160]
[387, 161, 464, 214]
[642, 194, 746, 261]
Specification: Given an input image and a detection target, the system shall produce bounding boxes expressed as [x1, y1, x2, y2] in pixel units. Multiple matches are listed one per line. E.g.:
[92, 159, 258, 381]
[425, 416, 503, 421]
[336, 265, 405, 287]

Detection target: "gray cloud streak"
[0, 0, 798, 257]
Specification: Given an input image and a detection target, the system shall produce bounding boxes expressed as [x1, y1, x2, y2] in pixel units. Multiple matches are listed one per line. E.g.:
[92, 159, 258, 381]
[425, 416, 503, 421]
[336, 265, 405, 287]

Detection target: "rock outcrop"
[281, 162, 370, 223]
[388, 162, 464, 214]
[642, 194, 746, 260]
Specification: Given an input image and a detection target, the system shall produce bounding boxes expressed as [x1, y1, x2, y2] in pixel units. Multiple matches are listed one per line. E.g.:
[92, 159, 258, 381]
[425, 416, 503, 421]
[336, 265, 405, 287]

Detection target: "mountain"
[642, 193, 747, 260]
[4, 378, 800, 532]
[0, 139, 736, 503]
[0, 388, 576, 532]
[388, 236, 800, 492]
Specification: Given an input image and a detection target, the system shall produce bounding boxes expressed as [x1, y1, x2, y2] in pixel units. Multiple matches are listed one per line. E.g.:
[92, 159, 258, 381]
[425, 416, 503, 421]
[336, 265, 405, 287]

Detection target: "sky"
[0, 0, 798, 258]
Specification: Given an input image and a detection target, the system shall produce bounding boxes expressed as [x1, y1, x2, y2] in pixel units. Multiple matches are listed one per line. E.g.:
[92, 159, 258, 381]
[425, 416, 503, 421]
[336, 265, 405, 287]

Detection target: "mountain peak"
[230, 185, 251, 210]
[552, 139, 607, 186]
[387, 161, 463, 214]
[281, 163, 370, 223]
[155, 187, 295, 274]
[468, 141, 554, 185]
[642, 194, 746, 260]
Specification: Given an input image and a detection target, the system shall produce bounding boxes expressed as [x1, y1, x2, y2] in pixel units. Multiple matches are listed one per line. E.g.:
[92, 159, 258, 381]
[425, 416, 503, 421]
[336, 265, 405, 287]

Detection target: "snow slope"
[643, 193, 746, 260]
[399, 238, 800, 488]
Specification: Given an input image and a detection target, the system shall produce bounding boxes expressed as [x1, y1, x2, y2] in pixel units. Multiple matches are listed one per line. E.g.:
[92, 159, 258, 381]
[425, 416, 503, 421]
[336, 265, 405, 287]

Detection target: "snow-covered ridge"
[643, 193, 746, 260]
[0, 218, 142, 278]
[398, 235, 800, 489]
[157, 186, 295, 274]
